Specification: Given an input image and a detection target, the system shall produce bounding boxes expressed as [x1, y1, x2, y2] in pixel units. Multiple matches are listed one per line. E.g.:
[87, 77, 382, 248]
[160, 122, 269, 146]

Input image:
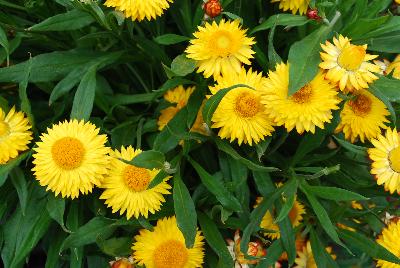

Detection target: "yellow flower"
[0, 107, 32, 164]
[351, 201, 363, 210]
[186, 19, 255, 79]
[100, 146, 171, 219]
[261, 63, 340, 134]
[157, 86, 195, 130]
[32, 120, 110, 199]
[320, 35, 380, 91]
[376, 221, 400, 268]
[133, 216, 205, 268]
[271, 0, 310, 15]
[374, 59, 391, 75]
[368, 128, 400, 194]
[335, 89, 389, 143]
[386, 55, 400, 79]
[294, 241, 336, 268]
[104, 0, 173, 21]
[209, 67, 275, 145]
[258, 197, 305, 239]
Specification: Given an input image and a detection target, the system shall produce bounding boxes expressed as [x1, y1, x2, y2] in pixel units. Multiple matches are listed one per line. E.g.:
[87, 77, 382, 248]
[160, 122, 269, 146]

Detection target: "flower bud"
[203, 0, 223, 18]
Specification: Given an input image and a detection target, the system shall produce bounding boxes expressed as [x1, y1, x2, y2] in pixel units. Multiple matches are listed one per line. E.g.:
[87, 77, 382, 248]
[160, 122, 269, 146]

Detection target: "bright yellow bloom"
[261, 63, 340, 134]
[158, 86, 195, 130]
[335, 89, 389, 143]
[104, 0, 173, 21]
[271, 0, 310, 15]
[0, 107, 32, 164]
[210, 67, 275, 145]
[32, 120, 110, 199]
[186, 19, 255, 79]
[258, 197, 305, 239]
[100, 146, 171, 219]
[376, 221, 400, 268]
[294, 241, 336, 268]
[320, 35, 380, 91]
[368, 128, 400, 194]
[133, 216, 205, 268]
[386, 55, 400, 79]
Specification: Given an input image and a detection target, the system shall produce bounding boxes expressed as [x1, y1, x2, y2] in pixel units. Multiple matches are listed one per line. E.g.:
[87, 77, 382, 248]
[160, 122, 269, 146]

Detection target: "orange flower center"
[123, 165, 151, 191]
[338, 45, 366, 71]
[51, 137, 85, 170]
[153, 240, 188, 268]
[292, 84, 313, 104]
[0, 120, 9, 138]
[389, 146, 400, 173]
[348, 94, 372, 116]
[235, 92, 260, 118]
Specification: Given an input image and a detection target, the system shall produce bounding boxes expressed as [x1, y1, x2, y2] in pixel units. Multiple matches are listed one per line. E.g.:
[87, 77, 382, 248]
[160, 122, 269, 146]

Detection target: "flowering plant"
[1, 0, 400, 267]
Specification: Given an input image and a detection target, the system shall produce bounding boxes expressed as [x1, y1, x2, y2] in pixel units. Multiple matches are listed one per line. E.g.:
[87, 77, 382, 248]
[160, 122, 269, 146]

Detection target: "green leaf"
[173, 174, 197, 248]
[154, 34, 190, 45]
[70, 65, 97, 121]
[170, 54, 196, 77]
[198, 212, 234, 268]
[49, 67, 86, 105]
[291, 130, 325, 166]
[127, 150, 165, 169]
[310, 229, 339, 268]
[268, 25, 282, 69]
[252, 171, 275, 197]
[287, 22, 335, 95]
[0, 152, 30, 187]
[277, 215, 296, 265]
[305, 185, 369, 201]
[339, 229, 400, 265]
[275, 179, 298, 223]
[333, 136, 367, 156]
[28, 9, 95, 31]
[97, 237, 132, 257]
[10, 168, 28, 216]
[202, 84, 253, 127]
[251, 14, 310, 34]
[215, 139, 278, 172]
[19, 54, 34, 128]
[46, 195, 70, 233]
[300, 182, 350, 252]
[255, 239, 284, 267]
[0, 26, 9, 62]
[188, 157, 242, 212]
[61, 217, 116, 252]
[369, 76, 397, 122]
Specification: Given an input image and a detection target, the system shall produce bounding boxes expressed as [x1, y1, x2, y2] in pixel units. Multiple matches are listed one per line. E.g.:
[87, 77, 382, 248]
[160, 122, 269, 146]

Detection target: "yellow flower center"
[210, 30, 236, 56]
[123, 165, 151, 191]
[51, 137, 85, 170]
[235, 92, 260, 118]
[153, 240, 188, 268]
[0, 120, 9, 138]
[292, 84, 313, 104]
[348, 94, 372, 116]
[338, 45, 366, 71]
[389, 147, 400, 173]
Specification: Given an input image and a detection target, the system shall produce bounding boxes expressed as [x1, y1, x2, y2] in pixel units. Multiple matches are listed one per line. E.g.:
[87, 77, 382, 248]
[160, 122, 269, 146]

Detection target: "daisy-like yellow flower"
[335, 89, 389, 143]
[294, 241, 336, 268]
[386, 55, 400, 79]
[320, 35, 380, 91]
[104, 0, 173, 21]
[261, 63, 340, 134]
[158, 85, 195, 130]
[186, 19, 255, 79]
[32, 120, 110, 199]
[258, 197, 306, 239]
[271, 0, 310, 15]
[0, 107, 32, 164]
[376, 221, 400, 268]
[133, 216, 205, 268]
[210, 67, 275, 145]
[100, 146, 171, 219]
[368, 128, 400, 194]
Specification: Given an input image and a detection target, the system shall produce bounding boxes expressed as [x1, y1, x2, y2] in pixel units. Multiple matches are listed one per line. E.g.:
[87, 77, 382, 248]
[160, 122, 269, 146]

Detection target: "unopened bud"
[307, 8, 322, 21]
[203, 0, 223, 18]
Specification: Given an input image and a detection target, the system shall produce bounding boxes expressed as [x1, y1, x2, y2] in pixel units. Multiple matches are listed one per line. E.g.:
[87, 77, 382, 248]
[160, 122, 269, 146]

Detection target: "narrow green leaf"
[97, 237, 132, 257]
[215, 139, 279, 172]
[369, 77, 397, 122]
[0, 151, 30, 187]
[70, 65, 97, 121]
[173, 174, 197, 248]
[154, 34, 190, 45]
[188, 157, 242, 212]
[339, 229, 400, 265]
[310, 229, 339, 268]
[127, 150, 165, 169]
[28, 9, 95, 31]
[252, 171, 275, 197]
[198, 212, 234, 268]
[277, 215, 296, 265]
[49, 67, 86, 105]
[333, 136, 367, 156]
[46, 195, 70, 233]
[19, 55, 34, 128]
[305, 185, 368, 201]
[0, 26, 9, 61]
[268, 25, 282, 69]
[275, 180, 298, 223]
[251, 14, 310, 34]
[10, 168, 28, 216]
[255, 239, 284, 267]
